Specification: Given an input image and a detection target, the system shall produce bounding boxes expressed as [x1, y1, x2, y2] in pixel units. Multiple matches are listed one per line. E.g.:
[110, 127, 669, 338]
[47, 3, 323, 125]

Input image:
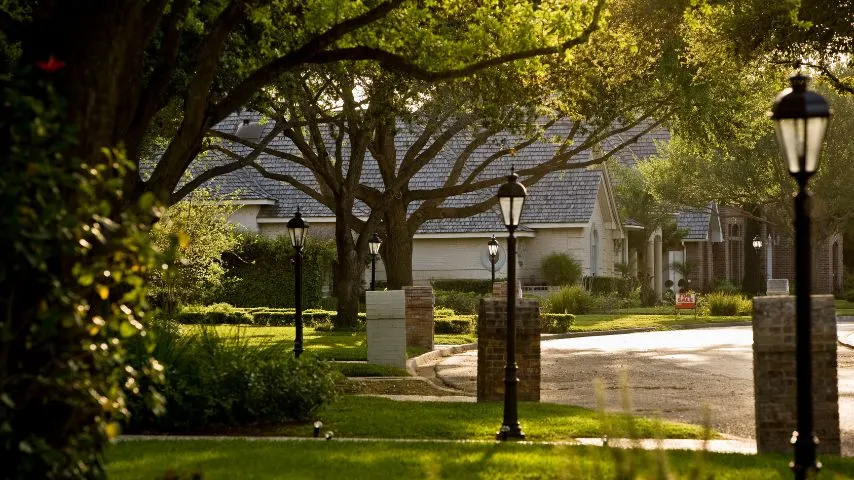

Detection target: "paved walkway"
[433, 324, 854, 456]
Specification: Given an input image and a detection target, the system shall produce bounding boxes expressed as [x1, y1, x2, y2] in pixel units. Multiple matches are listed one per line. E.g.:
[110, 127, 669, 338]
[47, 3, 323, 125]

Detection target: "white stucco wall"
[228, 205, 262, 232]
[258, 221, 337, 240]
[518, 228, 585, 283]
[371, 236, 511, 285]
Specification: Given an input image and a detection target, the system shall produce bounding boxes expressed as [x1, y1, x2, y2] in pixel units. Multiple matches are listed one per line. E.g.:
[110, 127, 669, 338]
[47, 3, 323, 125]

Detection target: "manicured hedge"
[541, 313, 576, 333]
[435, 315, 477, 334]
[175, 304, 366, 328]
[214, 234, 336, 308]
[584, 276, 635, 296]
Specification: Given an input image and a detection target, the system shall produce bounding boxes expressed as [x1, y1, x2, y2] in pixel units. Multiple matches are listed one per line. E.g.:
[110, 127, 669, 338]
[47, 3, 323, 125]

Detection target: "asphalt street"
[434, 324, 854, 455]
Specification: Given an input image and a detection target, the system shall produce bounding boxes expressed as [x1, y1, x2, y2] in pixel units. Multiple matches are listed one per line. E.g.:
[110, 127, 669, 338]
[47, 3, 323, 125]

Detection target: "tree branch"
[210, 0, 406, 123]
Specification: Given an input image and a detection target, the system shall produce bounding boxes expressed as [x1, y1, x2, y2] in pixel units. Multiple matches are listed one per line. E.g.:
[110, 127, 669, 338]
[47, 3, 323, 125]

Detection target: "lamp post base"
[496, 423, 525, 441]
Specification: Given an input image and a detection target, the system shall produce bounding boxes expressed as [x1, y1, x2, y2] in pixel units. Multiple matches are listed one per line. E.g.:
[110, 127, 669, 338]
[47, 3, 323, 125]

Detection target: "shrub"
[125, 325, 341, 432]
[434, 290, 482, 315]
[710, 279, 741, 295]
[173, 304, 355, 328]
[215, 234, 336, 308]
[431, 279, 494, 295]
[433, 307, 456, 318]
[706, 292, 752, 316]
[541, 313, 576, 333]
[435, 315, 477, 334]
[542, 285, 596, 314]
[540, 252, 582, 286]
[584, 276, 634, 296]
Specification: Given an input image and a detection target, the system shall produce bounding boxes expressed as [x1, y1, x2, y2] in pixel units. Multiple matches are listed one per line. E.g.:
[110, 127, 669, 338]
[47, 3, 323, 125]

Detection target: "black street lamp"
[488, 234, 500, 283]
[770, 68, 830, 480]
[287, 209, 309, 358]
[368, 233, 382, 291]
[496, 170, 527, 441]
[753, 235, 763, 296]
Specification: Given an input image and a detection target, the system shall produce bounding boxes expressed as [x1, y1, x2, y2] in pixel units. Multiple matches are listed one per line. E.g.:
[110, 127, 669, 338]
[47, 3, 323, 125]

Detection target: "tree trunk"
[381, 203, 414, 289]
[333, 197, 363, 329]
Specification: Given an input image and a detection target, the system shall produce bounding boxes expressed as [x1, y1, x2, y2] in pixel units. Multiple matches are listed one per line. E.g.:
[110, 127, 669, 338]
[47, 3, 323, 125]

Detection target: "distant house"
[195, 114, 655, 289]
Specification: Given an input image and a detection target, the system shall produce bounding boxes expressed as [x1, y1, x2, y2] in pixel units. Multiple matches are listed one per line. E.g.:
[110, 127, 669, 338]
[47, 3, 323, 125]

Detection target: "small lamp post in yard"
[753, 235, 763, 296]
[368, 233, 382, 291]
[770, 67, 830, 480]
[496, 170, 527, 441]
[287, 209, 309, 358]
[488, 234, 500, 283]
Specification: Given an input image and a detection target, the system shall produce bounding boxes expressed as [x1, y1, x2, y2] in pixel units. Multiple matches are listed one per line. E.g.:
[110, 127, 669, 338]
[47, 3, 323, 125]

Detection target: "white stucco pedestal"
[365, 290, 407, 368]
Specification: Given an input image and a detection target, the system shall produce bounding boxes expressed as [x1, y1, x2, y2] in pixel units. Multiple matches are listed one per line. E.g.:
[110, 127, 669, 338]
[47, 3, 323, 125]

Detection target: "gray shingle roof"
[675, 204, 714, 241]
[184, 113, 660, 234]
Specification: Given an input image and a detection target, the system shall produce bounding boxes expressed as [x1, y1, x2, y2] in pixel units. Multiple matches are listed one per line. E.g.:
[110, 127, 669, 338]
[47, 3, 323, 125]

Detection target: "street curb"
[540, 321, 754, 341]
[406, 343, 477, 377]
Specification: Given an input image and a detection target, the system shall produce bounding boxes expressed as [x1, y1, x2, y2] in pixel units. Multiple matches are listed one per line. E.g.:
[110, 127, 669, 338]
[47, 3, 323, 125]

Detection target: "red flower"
[36, 56, 66, 72]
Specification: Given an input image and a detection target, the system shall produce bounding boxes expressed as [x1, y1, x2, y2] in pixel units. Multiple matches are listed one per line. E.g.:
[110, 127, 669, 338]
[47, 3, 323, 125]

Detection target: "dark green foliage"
[706, 293, 752, 316]
[434, 290, 482, 314]
[216, 234, 336, 308]
[0, 75, 163, 478]
[584, 276, 635, 296]
[542, 285, 596, 314]
[125, 325, 341, 432]
[540, 314, 576, 333]
[174, 304, 365, 329]
[710, 278, 741, 294]
[540, 252, 582, 286]
[434, 315, 477, 334]
[430, 279, 494, 295]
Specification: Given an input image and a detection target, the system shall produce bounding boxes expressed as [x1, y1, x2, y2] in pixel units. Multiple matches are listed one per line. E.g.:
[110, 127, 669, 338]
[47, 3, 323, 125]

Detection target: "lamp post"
[770, 68, 830, 480]
[488, 234, 500, 283]
[287, 209, 309, 358]
[496, 170, 527, 441]
[753, 235, 763, 296]
[368, 233, 382, 291]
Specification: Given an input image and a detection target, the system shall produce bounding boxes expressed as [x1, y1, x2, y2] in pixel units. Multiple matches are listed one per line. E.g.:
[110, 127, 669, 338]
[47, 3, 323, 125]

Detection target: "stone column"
[404, 286, 434, 351]
[365, 290, 407, 368]
[477, 297, 540, 402]
[492, 280, 523, 298]
[752, 295, 840, 455]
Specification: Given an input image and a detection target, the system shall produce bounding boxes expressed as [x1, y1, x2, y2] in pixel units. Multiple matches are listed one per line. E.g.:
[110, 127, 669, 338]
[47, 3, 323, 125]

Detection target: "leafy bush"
[434, 290, 482, 314]
[706, 292, 752, 316]
[125, 325, 341, 432]
[174, 304, 365, 329]
[433, 307, 456, 318]
[710, 278, 741, 295]
[584, 276, 634, 296]
[541, 313, 576, 333]
[431, 279, 494, 295]
[540, 252, 583, 286]
[0, 76, 164, 478]
[215, 234, 336, 308]
[542, 285, 596, 314]
[435, 315, 477, 334]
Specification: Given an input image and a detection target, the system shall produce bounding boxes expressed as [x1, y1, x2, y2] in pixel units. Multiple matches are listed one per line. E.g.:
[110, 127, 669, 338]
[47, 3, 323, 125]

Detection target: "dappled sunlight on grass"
[570, 314, 750, 332]
[107, 439, 854, 479]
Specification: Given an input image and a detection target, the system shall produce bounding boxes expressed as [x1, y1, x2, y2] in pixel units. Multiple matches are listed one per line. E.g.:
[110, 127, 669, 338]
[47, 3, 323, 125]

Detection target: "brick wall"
[492, 280, 523, 298]
[477, 297, 541, 402]
[404, 286, 434, 350]
[752, 295, 840, 455]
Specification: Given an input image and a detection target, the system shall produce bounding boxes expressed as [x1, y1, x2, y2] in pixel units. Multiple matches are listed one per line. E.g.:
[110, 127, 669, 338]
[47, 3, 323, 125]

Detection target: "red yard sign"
[675, 292, 697, 310]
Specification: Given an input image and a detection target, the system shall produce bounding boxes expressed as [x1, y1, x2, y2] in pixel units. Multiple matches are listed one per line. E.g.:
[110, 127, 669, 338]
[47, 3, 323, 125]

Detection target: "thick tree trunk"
[333, 198, 363, 329]
[381, 203, 414, 289]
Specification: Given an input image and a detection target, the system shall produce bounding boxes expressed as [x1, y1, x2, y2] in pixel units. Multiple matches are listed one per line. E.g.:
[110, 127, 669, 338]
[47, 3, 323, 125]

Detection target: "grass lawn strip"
[106, 439, 854, 480]
[248, 396, 709, 441]
[569, 314, 749, 332]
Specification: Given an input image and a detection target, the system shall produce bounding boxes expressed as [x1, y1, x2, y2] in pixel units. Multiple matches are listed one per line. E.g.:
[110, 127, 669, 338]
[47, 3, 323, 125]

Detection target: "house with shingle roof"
[194, 113, 639, 286]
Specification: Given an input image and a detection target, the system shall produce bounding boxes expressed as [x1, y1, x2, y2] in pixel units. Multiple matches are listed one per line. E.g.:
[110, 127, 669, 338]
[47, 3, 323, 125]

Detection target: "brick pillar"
[404, 286, 434, 350]
[492, 280, 522, 298]
[752, 295, 840, 455]
[365, 290, 407, 368]
[477, 297, 540, 402]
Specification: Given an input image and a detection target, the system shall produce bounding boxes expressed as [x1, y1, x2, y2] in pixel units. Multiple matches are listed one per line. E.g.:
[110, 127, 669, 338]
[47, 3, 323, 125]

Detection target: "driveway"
[434, 324, 854, 455]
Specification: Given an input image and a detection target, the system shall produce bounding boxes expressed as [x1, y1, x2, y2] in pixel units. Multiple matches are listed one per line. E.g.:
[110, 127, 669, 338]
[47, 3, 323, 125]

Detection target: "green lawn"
[569, 314, 750, 332]
[107, 439, 854, 480]
[236, 395, 709, 440]
[835, 299, 854, 316]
